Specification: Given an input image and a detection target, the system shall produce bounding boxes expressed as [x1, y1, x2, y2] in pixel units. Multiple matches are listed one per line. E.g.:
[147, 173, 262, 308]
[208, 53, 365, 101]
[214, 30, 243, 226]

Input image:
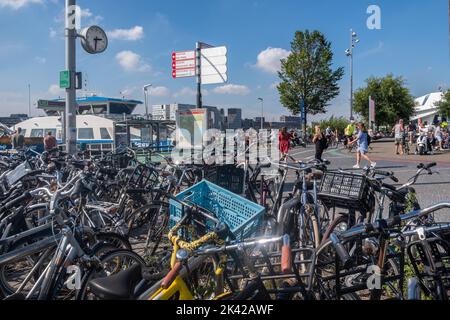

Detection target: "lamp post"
[28, 84, 31, 117]
[258, 98, 264, 130]
[143, 84, 152, 120]
[345, 29, 360, 121]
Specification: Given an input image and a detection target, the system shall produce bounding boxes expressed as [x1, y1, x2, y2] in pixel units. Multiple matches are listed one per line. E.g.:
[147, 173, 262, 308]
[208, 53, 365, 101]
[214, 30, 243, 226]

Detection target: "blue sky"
[0, 0, 449, 120]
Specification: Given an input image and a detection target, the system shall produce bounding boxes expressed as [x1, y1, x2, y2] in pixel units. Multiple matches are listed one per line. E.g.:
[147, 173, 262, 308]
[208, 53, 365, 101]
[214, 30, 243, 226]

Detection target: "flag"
[369, 96, 376, 125]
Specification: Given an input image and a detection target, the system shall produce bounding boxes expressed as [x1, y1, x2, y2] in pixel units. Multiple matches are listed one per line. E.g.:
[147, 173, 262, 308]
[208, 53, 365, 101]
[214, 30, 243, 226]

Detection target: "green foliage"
[435, 90, 450, 117]
[315, 116, 350, 134]
[353, 74, 416, 127]
[277, 30, 344, 131]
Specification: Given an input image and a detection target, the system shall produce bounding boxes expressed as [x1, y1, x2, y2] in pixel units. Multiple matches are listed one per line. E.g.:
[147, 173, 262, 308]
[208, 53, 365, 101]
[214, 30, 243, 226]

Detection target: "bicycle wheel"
[76, 250, 146, 300]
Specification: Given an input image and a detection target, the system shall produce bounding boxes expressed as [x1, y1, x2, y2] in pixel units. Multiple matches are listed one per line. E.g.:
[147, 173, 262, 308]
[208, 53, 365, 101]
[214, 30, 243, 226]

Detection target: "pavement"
[288, 140, 450, 221]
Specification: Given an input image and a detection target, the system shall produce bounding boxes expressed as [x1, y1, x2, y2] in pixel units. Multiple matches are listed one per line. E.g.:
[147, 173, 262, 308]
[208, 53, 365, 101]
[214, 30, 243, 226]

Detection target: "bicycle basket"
[126, 164, 160, 189]
[205, 165, 245, 195]
[169, 180, 265, 240]
[318, 172, 370, 210]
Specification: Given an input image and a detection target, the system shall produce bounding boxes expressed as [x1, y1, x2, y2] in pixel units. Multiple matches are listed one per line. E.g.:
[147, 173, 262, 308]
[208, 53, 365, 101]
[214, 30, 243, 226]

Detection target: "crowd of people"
[278, 116, 450, 168]
[393, 118, 450, 155]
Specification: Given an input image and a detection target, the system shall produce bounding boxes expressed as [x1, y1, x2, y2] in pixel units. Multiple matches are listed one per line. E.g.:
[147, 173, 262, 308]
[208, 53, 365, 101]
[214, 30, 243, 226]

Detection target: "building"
[242, 118, 255, 130]
[38, 96, 143, 119]
[152, 104, 192, 121]
[227, 108, 242, 129]
[280, 116, 302, 125]
[411, 92, 444, 124]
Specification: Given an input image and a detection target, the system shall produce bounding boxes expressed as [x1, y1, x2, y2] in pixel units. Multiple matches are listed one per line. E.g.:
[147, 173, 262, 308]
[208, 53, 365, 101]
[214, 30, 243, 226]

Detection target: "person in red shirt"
[44, 131, 57, 152]
[279, 127, 291, 160]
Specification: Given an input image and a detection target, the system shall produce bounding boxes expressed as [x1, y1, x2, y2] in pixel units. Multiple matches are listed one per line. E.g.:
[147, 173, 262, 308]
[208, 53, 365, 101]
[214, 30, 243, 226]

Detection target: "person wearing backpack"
[313, 125, 327, 162]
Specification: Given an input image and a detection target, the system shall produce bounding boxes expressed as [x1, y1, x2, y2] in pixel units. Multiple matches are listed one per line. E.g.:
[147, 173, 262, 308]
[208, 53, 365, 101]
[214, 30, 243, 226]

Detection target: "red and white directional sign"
[172, 50, 196, 78]
[172, 68, 196, 79]
[172, 51, 195, 61]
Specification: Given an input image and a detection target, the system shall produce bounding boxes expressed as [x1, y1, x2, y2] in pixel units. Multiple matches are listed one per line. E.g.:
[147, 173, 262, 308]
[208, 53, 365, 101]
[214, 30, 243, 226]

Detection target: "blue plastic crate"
[169, 180, 265, 240]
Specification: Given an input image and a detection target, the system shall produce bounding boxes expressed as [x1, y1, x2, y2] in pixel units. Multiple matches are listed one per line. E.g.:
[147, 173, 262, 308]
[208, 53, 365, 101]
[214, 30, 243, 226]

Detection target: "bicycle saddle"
[88, 264, 143, 300]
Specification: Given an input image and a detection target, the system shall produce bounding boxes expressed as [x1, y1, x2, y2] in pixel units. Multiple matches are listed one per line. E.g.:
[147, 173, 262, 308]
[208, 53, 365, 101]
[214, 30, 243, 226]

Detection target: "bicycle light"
[176, 249, 189, 262]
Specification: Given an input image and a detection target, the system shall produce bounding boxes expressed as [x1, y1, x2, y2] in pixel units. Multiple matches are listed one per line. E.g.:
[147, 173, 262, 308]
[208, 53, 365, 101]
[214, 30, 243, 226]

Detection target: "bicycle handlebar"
[330, 202, 450, 266]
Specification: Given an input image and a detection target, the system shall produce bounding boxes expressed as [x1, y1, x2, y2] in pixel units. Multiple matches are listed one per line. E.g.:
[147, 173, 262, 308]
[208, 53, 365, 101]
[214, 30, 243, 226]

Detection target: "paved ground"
[288, 140, 450, 221]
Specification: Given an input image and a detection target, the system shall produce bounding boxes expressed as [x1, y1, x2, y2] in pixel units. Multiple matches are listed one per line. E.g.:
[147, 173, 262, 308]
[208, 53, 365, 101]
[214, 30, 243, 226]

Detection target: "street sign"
[201, 46, 227, 57]
[172, 50, 196, 79]
[201, 65, 227, 75]
[172, 69, 196, 78]
[172, 59, 196, 69]
[60, 71, 71, 89]
[202, 74, 228, 85]
[172, 51, 195, 61]
[200, 46, 227, 85]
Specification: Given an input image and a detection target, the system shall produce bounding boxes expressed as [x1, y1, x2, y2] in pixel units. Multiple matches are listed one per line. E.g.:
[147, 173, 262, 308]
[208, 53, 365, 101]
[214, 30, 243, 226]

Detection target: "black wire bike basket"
[126, 164, 160, 189]
[318, 172, 370, 210]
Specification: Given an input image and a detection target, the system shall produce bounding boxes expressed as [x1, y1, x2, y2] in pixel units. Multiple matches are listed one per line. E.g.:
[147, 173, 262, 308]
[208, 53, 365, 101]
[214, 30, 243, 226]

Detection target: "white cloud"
[48, 84, 64, 97]
[0, 0, 43, 10]
[35, 56, 46, 64]
[255, 47, 290, 74]
[108, 26, 144, 41]
[49, 28, 57, 38]
[174, 87, 196, 98]
[213, 84, 250, 96]
[149, 86, 170, 97]
[116, 50, 151, 72]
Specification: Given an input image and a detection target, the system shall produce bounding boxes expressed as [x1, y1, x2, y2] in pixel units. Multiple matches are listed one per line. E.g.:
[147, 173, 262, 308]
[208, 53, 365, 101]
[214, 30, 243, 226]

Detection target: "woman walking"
[313, 126, 326, 162]
[350, 123, 376, 169]
[279, 127, 291, 160]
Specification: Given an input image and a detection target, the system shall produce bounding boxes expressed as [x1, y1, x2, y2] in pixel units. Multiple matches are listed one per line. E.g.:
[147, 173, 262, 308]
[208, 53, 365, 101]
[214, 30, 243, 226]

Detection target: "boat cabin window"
[31, 129, 44, 138]
[45, 129, 57, 138]
[100, 128, 112, 140]
[78, 128, 94, 140]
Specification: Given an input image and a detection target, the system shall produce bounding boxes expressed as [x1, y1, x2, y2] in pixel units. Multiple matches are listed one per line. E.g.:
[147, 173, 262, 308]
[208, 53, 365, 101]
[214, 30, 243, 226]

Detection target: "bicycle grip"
[281, 235, 292, 274]
[330, 233, 352, 269]
[161, 262, 183, 290]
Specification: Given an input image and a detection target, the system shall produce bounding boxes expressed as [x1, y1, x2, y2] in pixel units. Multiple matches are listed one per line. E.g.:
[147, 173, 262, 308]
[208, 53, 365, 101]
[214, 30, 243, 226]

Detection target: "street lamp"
[143, 84, 152, 120]
[258, 98, 264, 130]
[346, 29, 360, 121]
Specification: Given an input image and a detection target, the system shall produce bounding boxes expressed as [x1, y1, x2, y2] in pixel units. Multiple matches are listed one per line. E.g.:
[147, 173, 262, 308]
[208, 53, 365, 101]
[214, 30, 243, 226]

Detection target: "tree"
[435, 90, 450, 117]
[278, 30, 344, 135]
[353, 74, 416, 128]
[317, 116, 350, 134]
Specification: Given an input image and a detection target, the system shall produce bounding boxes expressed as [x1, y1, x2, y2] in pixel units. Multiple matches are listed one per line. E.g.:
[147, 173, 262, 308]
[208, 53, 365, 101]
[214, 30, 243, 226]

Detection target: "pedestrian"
[313, 125, 326, 162]
[344, 120, 356, 150]
[350, 122, 376, 169]
[279, 127, 291, 160]
[408, 121, 417, 145]
[435, 124, 443, 151]
[393, 119, 405, 155]
[11, 127, 25, 150]
[44, 131, 57, 152]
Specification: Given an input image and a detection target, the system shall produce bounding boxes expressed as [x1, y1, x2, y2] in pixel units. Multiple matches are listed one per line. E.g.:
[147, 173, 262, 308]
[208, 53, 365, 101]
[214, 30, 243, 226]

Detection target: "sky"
[0, 0, 449, 121]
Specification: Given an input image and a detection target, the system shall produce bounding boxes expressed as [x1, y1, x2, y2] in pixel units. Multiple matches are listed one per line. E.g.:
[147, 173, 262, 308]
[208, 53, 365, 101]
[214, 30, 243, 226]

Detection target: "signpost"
[60, 71, 71, 89]
[172, 43, 228, 108]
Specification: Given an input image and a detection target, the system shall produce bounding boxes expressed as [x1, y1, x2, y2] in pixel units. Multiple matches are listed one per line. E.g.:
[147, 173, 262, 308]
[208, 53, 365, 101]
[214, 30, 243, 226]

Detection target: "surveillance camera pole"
[65, 0, 77, 155]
